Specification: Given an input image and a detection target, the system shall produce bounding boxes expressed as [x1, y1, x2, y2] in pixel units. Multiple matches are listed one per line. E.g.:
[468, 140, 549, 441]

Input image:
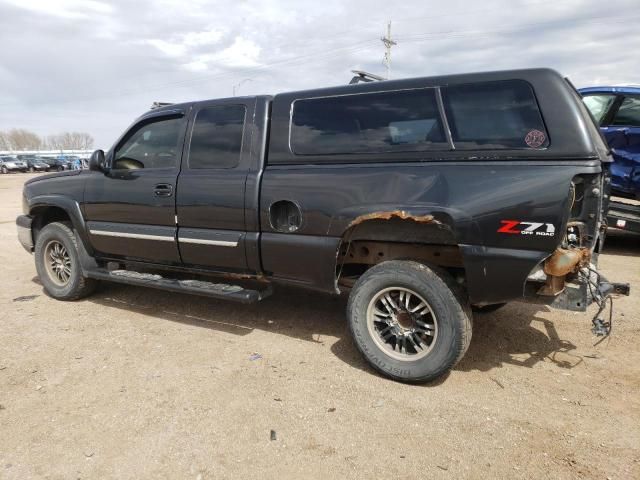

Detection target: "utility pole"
[381, 21, 397, 80]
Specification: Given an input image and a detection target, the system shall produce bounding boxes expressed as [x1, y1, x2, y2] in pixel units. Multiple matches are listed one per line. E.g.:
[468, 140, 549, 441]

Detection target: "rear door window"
[188, 105, 246, 169]
[442, 80, 549, 149]
[290, 88, 447, 155]
[611, 96, 640, 127]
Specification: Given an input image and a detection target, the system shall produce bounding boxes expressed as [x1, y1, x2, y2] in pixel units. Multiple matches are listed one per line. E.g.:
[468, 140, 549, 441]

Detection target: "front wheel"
[34, 222, 97, 300]
[347, 260, 472, 383]
[1, 166, 7, 174]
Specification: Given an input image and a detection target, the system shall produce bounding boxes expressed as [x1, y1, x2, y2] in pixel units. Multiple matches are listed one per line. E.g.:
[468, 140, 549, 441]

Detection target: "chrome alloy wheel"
[366, 287, 438, 361]
[44, 240, 72, 286]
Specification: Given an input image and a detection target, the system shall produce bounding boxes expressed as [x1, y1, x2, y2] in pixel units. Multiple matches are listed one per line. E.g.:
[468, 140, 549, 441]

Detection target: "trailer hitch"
[588, 275, 630, 340]
[598, 281, 630, 297]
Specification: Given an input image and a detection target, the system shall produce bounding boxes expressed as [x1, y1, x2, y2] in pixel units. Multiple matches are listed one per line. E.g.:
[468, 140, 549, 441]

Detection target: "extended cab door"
[176, 98, 256, 272]
[83, 109, 188, 264]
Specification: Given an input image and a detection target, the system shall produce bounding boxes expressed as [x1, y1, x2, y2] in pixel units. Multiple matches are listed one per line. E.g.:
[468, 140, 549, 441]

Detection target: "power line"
[1, 8, 637, 110]
[395, 12, 640, 42]
[0, 40, 378, 109]
[0, 0, 569, 106]
[28, 0, 565, 92]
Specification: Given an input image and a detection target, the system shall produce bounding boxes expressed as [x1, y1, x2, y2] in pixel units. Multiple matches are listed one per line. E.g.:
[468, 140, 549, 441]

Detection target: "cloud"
[0, 0, 638, 147]
[181, 36, 262, 71]
[145, 28, 225, 58]
[4, 0, 112, 19]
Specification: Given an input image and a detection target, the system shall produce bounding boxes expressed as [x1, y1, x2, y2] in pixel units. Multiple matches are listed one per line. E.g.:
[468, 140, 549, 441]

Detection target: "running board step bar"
[84, 269, 271, 304]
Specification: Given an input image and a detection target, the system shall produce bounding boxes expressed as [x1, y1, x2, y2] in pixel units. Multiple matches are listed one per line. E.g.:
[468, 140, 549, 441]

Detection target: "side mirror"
[89, 150, 106, 172]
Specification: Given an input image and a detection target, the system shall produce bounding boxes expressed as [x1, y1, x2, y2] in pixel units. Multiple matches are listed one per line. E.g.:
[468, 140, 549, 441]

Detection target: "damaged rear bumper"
[524, 253, 630, 312]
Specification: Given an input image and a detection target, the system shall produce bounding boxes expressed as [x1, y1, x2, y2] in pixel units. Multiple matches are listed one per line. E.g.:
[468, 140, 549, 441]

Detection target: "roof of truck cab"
[579, 86, 640, 95]
[138, 95, 273, 119]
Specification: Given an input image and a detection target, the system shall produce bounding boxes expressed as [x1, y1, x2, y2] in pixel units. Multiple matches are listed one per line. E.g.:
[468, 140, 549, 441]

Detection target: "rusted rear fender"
[327, 205, 475, 241]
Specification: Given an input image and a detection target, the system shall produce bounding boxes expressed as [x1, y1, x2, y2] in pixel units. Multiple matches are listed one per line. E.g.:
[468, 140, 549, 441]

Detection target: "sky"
[0, 0, 638, 148]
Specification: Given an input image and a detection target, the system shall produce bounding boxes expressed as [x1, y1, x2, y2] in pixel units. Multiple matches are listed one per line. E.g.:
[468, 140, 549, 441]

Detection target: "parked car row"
[0, 156, 28, 173]
[0, 155, 86, 173]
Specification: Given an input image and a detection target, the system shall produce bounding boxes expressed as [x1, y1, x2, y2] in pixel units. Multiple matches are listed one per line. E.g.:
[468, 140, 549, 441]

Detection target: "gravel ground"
[1, 173, 639, 479]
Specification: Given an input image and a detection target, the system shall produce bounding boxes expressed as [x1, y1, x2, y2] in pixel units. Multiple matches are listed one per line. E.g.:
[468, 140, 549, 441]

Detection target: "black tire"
[347, 260, 472, 383]
[57, 166, 64, 172]
[1, 166, 7, 174]
[34, 222, 97, 300]
[29, 167, 35, 173]
[471, 303, 507, 314]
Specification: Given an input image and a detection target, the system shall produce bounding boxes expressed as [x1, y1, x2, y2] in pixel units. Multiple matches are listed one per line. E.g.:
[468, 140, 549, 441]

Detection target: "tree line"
[0, 129, 94, 151]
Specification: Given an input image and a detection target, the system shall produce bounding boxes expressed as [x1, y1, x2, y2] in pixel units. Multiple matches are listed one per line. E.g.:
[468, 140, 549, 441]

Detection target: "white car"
[0, 156, 28, 174]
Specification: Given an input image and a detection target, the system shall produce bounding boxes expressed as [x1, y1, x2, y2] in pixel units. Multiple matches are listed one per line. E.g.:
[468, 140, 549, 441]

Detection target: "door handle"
[154, 183, 173, 197]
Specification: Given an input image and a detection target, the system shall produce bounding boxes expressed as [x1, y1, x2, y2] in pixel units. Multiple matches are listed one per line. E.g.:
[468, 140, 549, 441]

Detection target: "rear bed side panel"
[259, 68, 606, 302]
[259, 162, 601, 300]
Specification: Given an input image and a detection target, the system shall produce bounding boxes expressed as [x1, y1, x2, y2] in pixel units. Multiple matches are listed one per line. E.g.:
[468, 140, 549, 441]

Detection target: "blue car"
[580, 86, 640, 199]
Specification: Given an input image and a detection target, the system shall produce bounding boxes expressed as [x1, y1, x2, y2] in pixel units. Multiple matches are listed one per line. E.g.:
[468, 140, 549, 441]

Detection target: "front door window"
[114, 117, 183, 170]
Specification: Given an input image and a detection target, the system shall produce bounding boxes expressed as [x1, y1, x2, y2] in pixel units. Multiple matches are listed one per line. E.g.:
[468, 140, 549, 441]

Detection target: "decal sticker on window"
[524, 129, 546, 148]
[498, 220, 555, 237]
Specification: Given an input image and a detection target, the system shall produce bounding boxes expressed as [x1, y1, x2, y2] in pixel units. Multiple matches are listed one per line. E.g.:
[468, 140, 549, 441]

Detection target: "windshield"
[582, 94, 617, 125]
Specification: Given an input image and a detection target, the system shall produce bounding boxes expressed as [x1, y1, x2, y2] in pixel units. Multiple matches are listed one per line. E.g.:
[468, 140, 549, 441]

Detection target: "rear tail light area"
[564, 173, 604, 250]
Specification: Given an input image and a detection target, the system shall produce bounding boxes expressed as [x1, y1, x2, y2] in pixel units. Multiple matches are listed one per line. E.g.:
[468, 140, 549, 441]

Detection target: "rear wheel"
[347, 260, 472, 383]
[34, 222, 97, 300]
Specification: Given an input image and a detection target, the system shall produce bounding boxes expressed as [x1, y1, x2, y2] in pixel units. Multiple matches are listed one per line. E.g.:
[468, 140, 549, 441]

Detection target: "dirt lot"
[1, 173, 639, 479]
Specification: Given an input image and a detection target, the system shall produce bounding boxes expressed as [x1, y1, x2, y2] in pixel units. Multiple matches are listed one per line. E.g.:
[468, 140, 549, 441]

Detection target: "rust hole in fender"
[346, 210, 441, 230]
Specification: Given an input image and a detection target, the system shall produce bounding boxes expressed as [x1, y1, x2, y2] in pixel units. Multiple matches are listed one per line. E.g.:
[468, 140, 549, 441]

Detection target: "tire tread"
[34, 222, 97, 301]
[347, 260, 472, 383]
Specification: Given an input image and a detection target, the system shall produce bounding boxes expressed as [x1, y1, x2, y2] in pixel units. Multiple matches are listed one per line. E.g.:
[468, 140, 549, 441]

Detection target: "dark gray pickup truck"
[16, 68, 629, 382]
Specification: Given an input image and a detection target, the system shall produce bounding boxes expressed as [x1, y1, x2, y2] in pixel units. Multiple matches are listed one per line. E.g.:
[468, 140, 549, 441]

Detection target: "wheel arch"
[334, 210, 467, 292]
[29, 195, 94, 256]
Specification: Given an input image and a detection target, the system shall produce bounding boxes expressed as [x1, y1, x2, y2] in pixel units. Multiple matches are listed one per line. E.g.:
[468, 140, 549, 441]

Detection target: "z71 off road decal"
[498, 220, 556, 237]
